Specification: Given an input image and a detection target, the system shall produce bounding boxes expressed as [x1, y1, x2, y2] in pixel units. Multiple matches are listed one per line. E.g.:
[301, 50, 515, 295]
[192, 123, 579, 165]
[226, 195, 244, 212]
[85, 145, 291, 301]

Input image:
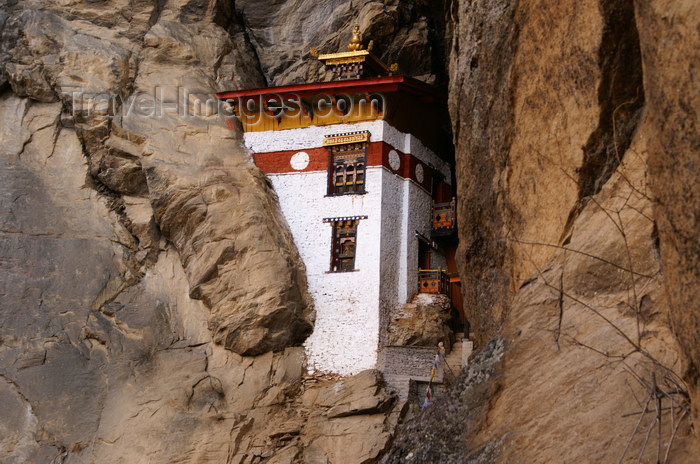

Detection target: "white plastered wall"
[245, 121, 450, 375]
[377, 170, 433, 346]
[268, 168, 383, 376]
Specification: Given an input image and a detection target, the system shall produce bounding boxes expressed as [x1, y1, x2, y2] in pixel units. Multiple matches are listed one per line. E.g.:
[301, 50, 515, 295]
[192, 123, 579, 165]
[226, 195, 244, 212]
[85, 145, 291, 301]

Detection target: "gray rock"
[4, 61, 57, 102]
[387, 293, 453, 348]
[0, 1, 318, 460]
[236, 0, 448, 86]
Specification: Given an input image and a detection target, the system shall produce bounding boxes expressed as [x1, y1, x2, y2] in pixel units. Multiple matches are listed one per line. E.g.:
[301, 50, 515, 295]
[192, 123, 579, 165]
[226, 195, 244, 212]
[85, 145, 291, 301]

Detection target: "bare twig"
[612, 95, 634, 167]
[562, 333, 628, 360]
[516, 233, 674, 377]
[657, 386, 691, 416]
[653, 373, 662, 464]
[622, 200, 654, 224]
[615, 205, 642, 346]
[610, 88, 652, 203]
[623, 364, 652, 391]
[532, 259, 676, 380]
[662, 374, 689, 401]
[443, 358, 458, 383]
[585, 193, 644, 346]
[667, 390, 676, 463]
[551, 280, 639, 353]
[506, 237, 657, 279]
[663, 409, 688, 464]
[555, 271, 564, 350]
[626, 379, 645, 410]
[509, 182, 690, 462]
[621, 406, 672, 418]
[619, 391, 653, 464]
[637, 408, 656, 463]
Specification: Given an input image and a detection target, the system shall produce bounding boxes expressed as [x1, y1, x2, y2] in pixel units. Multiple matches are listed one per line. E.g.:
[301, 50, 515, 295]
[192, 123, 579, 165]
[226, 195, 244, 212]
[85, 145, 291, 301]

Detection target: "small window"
[328, 142, 367, 195]
[356, 164, 364, 184]
[323, 217, 366, 272]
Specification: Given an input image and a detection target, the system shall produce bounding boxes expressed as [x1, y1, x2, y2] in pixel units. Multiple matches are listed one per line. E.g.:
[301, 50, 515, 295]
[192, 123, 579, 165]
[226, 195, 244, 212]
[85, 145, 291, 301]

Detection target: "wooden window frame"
[327, 142, 367, 196]
[324, 216, 367, 272]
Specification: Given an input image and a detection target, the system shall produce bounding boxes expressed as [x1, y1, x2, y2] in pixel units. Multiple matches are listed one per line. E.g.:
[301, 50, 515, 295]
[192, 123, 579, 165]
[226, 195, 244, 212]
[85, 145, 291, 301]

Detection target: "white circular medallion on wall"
[290, 151, 310, 170]
[388, 149, 401, 171]
[415, 163, 424, 183]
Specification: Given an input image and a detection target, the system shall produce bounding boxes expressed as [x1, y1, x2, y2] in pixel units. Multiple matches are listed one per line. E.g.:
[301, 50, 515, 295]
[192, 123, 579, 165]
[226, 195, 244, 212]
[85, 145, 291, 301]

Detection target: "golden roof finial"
[310, 22, 396, 80]
[348, 24, 363, 51]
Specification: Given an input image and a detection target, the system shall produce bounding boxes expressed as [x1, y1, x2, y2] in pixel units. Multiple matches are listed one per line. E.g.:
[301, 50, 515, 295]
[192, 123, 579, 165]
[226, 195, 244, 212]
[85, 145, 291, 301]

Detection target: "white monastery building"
[217, 26, 461, 376]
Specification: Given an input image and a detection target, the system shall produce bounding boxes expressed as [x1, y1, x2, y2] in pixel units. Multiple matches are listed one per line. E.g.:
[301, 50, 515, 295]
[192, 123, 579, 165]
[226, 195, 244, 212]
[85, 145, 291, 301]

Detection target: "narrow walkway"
[443, 333, 464, 381]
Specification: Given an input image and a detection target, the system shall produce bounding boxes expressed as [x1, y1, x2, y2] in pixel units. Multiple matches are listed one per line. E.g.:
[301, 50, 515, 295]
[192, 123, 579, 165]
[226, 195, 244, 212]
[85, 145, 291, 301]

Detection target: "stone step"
[446, 339, 462, 356]
[443, 352, 462, 380]
[445, 355, 462, 369]
[443, 337, 472, 382]
[461, 339, 474, 368]
[446, 345, 462, 360]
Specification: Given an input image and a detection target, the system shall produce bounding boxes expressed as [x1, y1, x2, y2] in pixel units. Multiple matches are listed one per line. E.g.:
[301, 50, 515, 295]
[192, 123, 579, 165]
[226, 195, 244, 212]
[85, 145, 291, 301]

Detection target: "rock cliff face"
[0, 0, 316, 459]
[635, 0, 700, 430]
[0, 1, 440, 462]
[386, 293, 454, 348]
[1, 0, 698, 462]
[235, 0, 449, 86]
[384, 0, 699, 462]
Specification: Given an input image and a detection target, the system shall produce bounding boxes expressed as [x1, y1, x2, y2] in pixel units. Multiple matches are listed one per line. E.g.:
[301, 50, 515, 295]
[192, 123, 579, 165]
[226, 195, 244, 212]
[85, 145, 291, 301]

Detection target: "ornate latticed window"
[324, 216, 367, 272]
[325, 132, 369, 196]
[329, 143, 366, 195]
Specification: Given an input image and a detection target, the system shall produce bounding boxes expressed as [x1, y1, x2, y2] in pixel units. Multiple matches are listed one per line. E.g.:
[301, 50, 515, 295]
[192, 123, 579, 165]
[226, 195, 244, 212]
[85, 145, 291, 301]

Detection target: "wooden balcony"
[431, 198, 456, 238]
[418, 267, 449, 295]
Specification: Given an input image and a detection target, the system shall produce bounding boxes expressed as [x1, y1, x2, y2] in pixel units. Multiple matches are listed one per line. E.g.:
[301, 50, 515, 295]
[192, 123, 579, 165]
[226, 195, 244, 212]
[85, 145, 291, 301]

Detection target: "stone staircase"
[443, 332, 474, 383]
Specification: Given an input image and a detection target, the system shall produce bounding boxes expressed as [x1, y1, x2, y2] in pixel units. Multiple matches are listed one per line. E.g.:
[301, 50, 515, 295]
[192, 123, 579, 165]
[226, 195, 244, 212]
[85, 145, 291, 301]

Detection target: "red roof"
[215, 76, 445, 102]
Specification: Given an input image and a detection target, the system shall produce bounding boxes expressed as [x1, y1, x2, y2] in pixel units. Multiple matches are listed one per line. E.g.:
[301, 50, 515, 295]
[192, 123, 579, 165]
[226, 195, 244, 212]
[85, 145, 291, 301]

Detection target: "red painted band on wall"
[252, 141, 432, 191]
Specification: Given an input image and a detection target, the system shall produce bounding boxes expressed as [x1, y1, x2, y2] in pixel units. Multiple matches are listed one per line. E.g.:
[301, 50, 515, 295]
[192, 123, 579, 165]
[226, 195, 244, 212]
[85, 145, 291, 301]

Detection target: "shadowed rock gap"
[578, 0, 644, 199]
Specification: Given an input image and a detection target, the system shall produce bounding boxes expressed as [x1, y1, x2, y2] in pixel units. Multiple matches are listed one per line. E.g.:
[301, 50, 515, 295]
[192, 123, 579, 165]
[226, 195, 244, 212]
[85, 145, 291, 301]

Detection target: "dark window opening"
[330, 219, 359, 272]
[418, 239, 431, 269]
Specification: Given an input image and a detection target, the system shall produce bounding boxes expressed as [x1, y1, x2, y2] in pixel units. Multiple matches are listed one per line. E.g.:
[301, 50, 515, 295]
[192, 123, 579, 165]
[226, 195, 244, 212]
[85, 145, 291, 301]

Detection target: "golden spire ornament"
[348, 25, 363, 51]
[309, 22, 398, 80]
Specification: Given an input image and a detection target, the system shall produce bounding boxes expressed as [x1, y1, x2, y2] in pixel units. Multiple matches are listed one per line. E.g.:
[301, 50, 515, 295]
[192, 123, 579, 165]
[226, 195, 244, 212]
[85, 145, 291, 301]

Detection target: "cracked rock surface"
[383, 0, 699, 462]
[2, 0, 699, 462]
[0, 0, 444, 461]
